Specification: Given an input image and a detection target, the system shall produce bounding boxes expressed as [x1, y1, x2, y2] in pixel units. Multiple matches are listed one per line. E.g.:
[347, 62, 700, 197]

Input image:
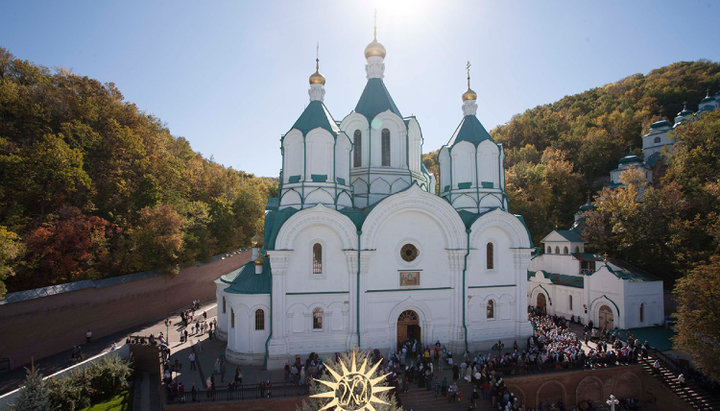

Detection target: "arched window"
[640, 303, 644, 323]
[574, 247, 580, 253]
[555, 246, 560, 254]
[255, 309, 265, 330]
[486, 242, 494, 270]
[546, 246, 551, 254]
[231, 308, 235, 328]
[313, 307, 323, 329]
[569, 295, 573, 311]
[222, 296, 226, 313]
[313, 243, 322, 274]
[353, 130, 362, 167]
[653, 136, 661, 144]
[381, 128, 390, 166]
[486, 300, 495, 319]
[563, 246, 569, 254]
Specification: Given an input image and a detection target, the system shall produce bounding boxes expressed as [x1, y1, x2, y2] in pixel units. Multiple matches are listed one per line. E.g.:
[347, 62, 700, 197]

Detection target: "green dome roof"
[618, 152, 641, 164]
[650, 119, 671, 129]
[677, 109, 693, 116]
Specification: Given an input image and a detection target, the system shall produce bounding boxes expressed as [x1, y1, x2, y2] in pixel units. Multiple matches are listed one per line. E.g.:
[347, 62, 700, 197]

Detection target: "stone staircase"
[398, 380, 492, 411]
[638, 357, 720, 410]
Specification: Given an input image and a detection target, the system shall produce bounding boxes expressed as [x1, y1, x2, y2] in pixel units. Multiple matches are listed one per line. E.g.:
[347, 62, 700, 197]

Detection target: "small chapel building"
[527, 205, 664, 330]
[215, 32, 534, 368]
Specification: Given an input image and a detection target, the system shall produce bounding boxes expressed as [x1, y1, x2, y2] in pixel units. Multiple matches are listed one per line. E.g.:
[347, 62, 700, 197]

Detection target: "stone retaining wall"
[0, 251, 250, 370]
[504, 365, 691, 410]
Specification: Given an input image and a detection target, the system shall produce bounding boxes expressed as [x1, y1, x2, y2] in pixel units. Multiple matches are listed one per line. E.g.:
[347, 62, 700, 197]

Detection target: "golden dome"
[250, 233, 260, 248]
[462, 88, 477, 102]
[309, 70, 325, 85]
[364, 39, 386, 59]
[254, 255, 264, 266]
[309, 56, 325, 85]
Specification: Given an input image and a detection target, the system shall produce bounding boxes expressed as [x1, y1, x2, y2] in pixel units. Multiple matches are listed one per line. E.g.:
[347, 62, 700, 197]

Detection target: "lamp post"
[606, 394, 619, 411]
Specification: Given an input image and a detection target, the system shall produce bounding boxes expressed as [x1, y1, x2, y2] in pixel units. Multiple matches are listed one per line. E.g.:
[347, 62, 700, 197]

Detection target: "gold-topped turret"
[309, 45, 325, 85]
[254, 255, 264, 266]
[364, 11, 386, 59]
[462, 61, 477, 102]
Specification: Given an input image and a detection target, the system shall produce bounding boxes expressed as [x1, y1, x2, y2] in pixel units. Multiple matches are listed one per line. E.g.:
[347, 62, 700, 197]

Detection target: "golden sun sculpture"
[310, 351, 394, 411]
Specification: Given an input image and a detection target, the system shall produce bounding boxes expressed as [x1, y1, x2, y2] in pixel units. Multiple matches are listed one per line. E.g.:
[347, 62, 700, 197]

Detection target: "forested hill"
[0, 48, 276, 295]
[424, 60, 720, 244]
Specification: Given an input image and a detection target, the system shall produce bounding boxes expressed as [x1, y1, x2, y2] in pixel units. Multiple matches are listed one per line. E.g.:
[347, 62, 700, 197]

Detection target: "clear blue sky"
[1, 1, 718, 177]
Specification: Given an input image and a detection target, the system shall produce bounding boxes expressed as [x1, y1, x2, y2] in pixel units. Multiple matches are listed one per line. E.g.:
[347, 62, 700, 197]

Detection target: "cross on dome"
[309, 42, 325, 86]
[462, 60, 477, 102]
[364, 10, 386, 59]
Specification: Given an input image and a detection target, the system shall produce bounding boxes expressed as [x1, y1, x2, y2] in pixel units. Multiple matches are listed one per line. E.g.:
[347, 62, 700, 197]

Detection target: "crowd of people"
[163, 300, 712, 409]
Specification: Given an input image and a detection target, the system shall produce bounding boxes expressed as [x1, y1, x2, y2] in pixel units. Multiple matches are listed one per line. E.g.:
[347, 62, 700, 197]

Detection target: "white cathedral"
[215, 33, 534, 368]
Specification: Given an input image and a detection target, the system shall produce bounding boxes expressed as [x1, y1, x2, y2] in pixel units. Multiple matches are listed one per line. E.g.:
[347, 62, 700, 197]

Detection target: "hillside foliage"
[0, 48, 276, 294]
[424, 61, 720, 282]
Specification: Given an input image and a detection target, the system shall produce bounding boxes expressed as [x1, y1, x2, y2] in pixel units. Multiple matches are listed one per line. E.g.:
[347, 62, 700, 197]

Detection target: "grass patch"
[79, 389, 133, 411]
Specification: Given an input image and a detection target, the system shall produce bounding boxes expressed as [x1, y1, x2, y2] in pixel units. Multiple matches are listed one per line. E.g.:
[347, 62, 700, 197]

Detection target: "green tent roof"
[447, 115, 493, 147]
[290, 100, 340, 137]
[354, 78, 402, 120]
[224, 257, 271, 294]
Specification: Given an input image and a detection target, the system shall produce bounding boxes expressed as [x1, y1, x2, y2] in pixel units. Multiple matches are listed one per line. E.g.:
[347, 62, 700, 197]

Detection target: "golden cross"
[373, 9, 377, 40]
[466, 61, 471, 88]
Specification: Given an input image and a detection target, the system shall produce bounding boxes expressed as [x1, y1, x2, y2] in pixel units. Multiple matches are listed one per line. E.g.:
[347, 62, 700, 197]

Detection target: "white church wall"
[477, 140, 499, 188]
[624, 280, 665, 328]
[306, 129, 334, 179]
[528, 254, 579, 276]
[438, 148, 450, 192]
[216, 283, 228, 341]
[225, 294, 271, 364]
[282, 131, 304, 182]
[334, 133, 351, 183]
[373, 111, 407, 168]
[467, 227, 512, 287]
[282, 295, 350, 358]
[407, 118, 422, 173]
[451, 142, 476, 187]
[361, 291, 453, 351]
[341, 115, 370, 169]
[282, 227, 354, 294]
[364, 209, 452, 290]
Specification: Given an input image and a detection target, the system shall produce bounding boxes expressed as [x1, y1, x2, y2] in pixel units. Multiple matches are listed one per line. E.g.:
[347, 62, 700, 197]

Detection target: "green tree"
[0, 226, 23, 297]
[15, 362, 48, 411]
[127, 204, 184, 274]
[673, 256, 720, 380]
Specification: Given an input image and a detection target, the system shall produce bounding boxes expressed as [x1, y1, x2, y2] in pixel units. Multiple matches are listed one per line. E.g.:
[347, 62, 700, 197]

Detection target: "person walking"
[189, 352, 196, 370]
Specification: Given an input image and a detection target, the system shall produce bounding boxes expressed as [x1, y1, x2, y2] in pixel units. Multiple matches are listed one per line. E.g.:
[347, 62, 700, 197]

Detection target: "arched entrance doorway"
[536, 293, 547, 314]
[397, 310, 420, 350]
[599, 305, 614, 330]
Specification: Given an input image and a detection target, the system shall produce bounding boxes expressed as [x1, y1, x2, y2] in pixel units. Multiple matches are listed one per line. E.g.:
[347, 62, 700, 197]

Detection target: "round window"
[401, 244, 418, 262]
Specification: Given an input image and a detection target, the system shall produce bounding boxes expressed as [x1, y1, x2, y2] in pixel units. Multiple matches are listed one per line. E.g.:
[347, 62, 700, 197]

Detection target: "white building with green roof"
[528, 205, 664, 330]
[215, 31, 534, 368]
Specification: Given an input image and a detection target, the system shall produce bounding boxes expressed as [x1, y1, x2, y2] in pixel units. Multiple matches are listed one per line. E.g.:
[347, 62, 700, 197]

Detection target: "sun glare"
[310, 351, 394, 411]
